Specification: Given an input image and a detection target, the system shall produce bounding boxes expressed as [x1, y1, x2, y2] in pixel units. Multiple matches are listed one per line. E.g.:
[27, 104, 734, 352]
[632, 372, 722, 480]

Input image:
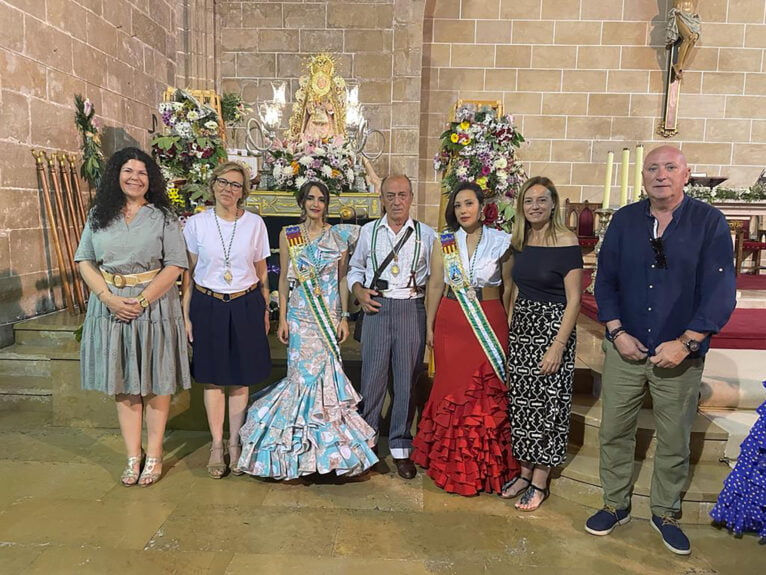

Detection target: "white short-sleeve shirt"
[183, 208, 270, 293]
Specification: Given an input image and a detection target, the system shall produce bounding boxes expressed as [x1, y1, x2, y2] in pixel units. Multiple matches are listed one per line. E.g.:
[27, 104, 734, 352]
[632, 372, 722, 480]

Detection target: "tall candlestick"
[619, 148, 630, 207]
[633, 144, 644, 202]
[602, 151, 614, 210]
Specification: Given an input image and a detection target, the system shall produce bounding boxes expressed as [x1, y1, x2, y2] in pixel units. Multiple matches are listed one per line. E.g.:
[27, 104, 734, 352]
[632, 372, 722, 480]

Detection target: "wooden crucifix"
[658, 0, 701, 138]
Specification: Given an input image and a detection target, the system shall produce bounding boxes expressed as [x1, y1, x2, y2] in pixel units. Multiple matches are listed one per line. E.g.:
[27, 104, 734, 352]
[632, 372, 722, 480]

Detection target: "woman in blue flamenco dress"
[710, 381, 766, 544]
[237, 181, 378, 479]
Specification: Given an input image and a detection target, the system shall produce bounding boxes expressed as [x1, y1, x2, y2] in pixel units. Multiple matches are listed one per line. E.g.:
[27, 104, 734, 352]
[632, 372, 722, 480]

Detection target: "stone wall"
[218, 0, 426, 194]
[0, 0, 184, 346]
[419, 0, 766, 223]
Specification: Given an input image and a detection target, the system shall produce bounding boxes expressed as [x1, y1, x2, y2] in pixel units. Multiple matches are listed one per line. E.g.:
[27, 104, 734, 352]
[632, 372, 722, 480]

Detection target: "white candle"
[619, 148, 630, 207]
[633, 144, 644, 201]
[602, 151, 614, 209]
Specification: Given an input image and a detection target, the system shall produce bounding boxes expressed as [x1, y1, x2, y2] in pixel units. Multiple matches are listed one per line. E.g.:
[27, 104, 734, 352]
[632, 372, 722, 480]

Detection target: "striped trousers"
[359, 297, 426, 458]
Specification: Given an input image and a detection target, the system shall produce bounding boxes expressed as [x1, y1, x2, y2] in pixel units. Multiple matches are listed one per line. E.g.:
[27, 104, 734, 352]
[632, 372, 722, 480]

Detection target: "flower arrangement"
[263, 137, 358, 196]
[151, 89, 227, 213]
[433, 105, 527, 232]
[73, 94, 105, 190]
[221, 92, 252, 126]
[686, 183, 766, 203]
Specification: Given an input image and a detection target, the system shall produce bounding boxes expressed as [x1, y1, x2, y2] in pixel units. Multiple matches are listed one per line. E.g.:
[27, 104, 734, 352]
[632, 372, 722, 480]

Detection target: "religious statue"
[665, 0, 701, 79]
[287, 54, 347, 142]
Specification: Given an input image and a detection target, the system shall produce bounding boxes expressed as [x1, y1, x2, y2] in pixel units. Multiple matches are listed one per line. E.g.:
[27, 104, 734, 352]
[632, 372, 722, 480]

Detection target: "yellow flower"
[450, 133, 459, 143]
[476, 177, 488, 189]
[459, 121, 470, 131]
[461, 138, 471, 146]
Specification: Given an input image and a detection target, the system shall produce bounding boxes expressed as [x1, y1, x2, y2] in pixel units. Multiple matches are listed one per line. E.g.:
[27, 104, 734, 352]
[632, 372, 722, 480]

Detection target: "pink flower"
[84, 99, 93, 116]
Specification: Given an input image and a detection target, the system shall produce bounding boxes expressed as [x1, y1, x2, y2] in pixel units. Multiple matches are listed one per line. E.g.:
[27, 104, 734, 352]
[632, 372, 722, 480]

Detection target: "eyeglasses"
[649, 237, 668, 269]
[214, 177, 244, 191]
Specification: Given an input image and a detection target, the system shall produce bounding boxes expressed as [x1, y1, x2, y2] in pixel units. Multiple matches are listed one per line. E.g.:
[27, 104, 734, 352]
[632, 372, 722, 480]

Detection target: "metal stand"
[586, 208, 614, 294]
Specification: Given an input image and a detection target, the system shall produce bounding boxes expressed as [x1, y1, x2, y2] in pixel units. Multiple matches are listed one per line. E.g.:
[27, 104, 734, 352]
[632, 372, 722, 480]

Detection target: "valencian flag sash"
[285, 225, 341, 361]
[440, 232, 506, 381]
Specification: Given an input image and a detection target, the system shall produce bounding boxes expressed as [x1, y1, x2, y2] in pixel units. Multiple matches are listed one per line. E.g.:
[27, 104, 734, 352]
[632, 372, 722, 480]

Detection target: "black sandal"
[499, 475, 531, 499]
[514, 483, 549, 511]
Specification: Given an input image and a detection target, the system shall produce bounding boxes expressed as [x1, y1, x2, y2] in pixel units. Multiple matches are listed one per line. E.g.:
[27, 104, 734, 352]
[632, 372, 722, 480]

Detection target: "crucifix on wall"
[657, 0, 701, 138]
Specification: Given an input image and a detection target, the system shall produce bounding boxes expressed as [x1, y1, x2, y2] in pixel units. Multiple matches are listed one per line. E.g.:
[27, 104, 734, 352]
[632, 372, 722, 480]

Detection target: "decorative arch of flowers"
[433, 105, 527, 233]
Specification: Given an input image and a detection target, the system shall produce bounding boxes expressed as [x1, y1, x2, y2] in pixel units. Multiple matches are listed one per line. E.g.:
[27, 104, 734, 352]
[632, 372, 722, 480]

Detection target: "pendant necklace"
[466, 227, 483, 301]
[386, 229, 403, 276]
[214, 210, 238, 284]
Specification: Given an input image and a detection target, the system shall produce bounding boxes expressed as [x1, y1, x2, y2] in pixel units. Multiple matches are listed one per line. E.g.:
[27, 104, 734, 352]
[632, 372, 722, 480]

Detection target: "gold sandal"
[228, 442, 244, 476]
[207, 444, 227, 479]
[138, 456, 163, 487]
[120, 452, 145, 487]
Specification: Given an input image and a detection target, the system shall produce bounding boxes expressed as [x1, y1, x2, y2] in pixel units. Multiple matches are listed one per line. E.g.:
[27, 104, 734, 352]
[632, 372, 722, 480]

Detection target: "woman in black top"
[500, 176, 583, 511]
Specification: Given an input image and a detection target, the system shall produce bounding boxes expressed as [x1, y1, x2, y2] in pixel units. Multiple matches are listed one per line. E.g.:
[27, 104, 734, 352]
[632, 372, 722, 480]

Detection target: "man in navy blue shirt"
[585, 145, 736, 556]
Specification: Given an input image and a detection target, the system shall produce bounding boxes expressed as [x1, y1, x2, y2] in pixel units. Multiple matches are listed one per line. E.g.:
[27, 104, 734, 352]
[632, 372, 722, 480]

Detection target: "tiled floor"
[0, 409, 763, 575]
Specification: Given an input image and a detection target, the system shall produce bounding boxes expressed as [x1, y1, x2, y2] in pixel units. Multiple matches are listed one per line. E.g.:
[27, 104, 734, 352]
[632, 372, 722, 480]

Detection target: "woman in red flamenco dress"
[412, 182, 519, 496]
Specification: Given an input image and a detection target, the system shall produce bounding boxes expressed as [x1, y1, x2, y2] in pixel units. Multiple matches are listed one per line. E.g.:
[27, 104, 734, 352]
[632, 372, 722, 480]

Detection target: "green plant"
[73, 94, 105, 190]
[221, 92, 252, 126]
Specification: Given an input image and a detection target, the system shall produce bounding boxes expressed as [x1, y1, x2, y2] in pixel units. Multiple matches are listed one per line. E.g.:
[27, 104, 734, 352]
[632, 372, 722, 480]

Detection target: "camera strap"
[368, 222, 415, 289]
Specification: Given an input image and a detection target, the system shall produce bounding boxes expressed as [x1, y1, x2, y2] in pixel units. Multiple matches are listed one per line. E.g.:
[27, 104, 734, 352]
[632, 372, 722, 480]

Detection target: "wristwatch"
[136, 294, 150, 309]
[678, 334, 701, 353]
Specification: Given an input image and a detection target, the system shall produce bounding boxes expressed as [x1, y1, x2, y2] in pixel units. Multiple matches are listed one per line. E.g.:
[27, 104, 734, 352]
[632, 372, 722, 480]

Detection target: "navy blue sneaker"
[585, 506, 631, 536]
[651, 515, 691, 555]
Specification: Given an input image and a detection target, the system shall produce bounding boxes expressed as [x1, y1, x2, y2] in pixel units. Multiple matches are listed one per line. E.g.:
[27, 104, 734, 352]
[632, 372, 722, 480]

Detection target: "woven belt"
[101, 268, 160, 288]
[195, 283, 258, 303]
[445, 285, 500, 301]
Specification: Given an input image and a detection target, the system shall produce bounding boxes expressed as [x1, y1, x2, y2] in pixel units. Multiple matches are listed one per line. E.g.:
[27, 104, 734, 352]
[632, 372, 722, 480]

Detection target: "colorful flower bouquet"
[151, 89, 227, 213]
[433, 105, 527, 232]
[263, 137, 358, 196]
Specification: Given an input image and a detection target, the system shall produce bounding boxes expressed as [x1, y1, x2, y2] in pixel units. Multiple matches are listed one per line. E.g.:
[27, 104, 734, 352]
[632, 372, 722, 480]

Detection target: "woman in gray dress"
[75, 147, 191, 487]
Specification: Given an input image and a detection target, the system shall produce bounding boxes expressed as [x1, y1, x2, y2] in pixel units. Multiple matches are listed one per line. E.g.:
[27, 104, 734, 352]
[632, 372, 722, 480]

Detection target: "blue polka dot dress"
[710, 382, 766, 544]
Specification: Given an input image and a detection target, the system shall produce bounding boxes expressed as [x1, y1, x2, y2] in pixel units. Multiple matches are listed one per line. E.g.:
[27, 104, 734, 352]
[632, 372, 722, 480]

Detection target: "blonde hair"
[209, 161, 252, 206]
[511, 176, 569, 252]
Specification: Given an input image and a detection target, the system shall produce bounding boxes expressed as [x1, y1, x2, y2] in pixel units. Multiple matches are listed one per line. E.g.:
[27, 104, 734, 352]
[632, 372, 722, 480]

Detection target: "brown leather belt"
[445, 285, 500, 301]
[195, 283, 259, 303]
[101, 268, 160, 288]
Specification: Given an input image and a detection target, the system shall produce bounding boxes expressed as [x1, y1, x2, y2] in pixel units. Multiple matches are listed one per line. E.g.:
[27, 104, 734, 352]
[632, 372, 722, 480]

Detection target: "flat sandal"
[499, 475, 530, 499]
[514, 483, 549, 512]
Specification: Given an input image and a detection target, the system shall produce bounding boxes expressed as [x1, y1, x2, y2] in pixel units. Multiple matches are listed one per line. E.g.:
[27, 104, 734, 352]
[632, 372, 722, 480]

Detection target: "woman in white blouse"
[182, 162, 272, 479]
[412, 182, 520, 496]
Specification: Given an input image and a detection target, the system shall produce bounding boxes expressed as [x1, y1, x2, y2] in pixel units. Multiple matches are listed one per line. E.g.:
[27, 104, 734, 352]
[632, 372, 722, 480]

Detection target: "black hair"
[444, 181, 485, 231]
[89, 147, 173, 230]
[296, 179, 330, 222]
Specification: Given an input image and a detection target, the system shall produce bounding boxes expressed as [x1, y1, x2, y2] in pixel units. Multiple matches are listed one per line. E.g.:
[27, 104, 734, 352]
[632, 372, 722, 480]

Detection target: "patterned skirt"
[506, 297, 575, 467]
[710, 396, 766, 541]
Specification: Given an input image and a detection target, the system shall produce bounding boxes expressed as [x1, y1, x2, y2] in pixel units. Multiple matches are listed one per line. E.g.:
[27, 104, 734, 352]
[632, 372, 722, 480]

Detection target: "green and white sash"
[440, 231, 506, 381]
[285, 225, 341, 361]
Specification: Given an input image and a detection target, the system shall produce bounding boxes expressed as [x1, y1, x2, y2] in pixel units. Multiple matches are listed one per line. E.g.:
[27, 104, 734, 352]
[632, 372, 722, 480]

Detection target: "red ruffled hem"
[412, 365, 519, 496]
